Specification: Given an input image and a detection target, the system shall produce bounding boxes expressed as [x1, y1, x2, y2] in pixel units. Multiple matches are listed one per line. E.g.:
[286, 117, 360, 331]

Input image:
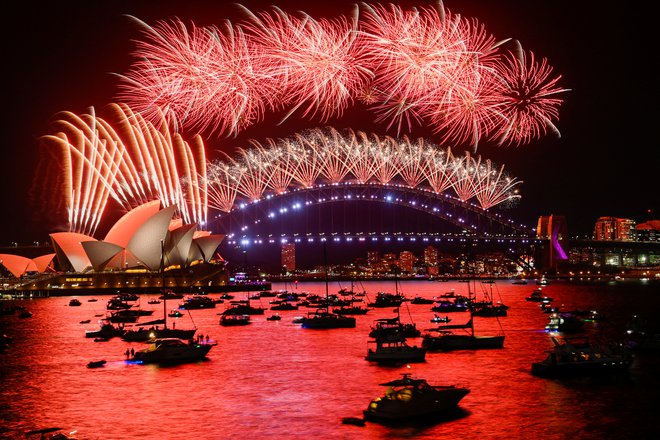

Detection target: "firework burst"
[117, 2, 567, 149]
[205, 127, 521, 213]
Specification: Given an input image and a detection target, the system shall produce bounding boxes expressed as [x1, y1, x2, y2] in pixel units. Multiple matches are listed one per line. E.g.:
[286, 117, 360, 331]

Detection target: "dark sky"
[1, 0, 656, 245]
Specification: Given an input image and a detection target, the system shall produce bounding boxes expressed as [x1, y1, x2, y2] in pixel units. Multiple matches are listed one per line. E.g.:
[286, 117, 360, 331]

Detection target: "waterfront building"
[636, 220, 660, 242]
[424, 245, 439, 274]
[281, 243, 296, 272]
[593, 217, 636, 241]
[399, 251, 415, 274]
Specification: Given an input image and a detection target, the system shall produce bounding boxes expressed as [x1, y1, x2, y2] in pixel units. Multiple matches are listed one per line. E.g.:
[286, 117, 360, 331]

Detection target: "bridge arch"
[205, 127, 527, 236]
[211, 182, 532, 238]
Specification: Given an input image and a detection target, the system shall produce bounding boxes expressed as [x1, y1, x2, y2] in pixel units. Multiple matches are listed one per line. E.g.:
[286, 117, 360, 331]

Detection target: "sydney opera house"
[0, 200, 232, 296]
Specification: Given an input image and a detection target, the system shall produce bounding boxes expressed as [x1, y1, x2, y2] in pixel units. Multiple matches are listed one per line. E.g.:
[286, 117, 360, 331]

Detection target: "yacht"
[220, 314, 251, 326]
[366, 336, 426, 363]
[301, 308, 356, 329]
[422, 316, 504, 351]
[129, 338, 215, 364]
[363, 374, 470, 422]
[531, 337, 632, 378]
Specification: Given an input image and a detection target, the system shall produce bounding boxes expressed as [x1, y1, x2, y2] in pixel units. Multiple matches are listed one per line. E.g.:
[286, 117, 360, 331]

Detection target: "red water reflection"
[1, 280, 658, 439]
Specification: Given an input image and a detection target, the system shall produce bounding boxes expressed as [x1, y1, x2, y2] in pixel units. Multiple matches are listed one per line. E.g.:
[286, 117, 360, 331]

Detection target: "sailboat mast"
[323, 242, 329, 304]
[161, 239, 167, 330]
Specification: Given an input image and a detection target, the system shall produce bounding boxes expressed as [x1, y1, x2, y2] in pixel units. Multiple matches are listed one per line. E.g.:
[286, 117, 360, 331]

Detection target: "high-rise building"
[424, 245, 439, 266]
[367, 250, 380, 268]
[593, 217, 636, 241]
[281, 243, 296, 272]
[399, 251, 415, 273]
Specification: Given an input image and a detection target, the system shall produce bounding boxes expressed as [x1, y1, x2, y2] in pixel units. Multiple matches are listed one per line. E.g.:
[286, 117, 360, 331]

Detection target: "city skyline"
[2, 0, 656, 245]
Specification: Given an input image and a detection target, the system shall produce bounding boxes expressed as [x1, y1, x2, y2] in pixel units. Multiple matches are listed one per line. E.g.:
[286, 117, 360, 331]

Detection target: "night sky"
[1, 0, 656, 246]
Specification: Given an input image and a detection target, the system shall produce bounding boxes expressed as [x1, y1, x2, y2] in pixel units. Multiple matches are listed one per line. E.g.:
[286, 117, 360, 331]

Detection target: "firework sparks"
[118, 2, 566, 148]
[205, 127, 521, 212]
[41, 103, 208, 235]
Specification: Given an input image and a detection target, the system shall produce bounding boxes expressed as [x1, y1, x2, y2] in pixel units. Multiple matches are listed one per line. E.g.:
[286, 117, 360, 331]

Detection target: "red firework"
[117, 3, 567, 149]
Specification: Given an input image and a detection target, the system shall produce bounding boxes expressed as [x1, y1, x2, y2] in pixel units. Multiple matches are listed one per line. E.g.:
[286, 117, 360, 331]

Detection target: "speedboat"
[363, 374, 470, 422]
[87, 359, 106, 368]
[266, 314, 282, 321]
[85, 320, 124, 339]
[179, 295, 216, 310]
[531, 337, 632, 378]
[68, 299, 81, 306]
[129, 338, 215, 364]
[430, 315, 451, 323]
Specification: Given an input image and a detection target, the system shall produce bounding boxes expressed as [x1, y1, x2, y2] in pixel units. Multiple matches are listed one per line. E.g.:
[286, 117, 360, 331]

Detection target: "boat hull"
[531, 358, 632, 378]
[121, 328, 196, 342]
[363, 387, 469, 422]
[366, 347, 427, 363]
[133, 344, 213, 364]
[422, 335, 505, 351]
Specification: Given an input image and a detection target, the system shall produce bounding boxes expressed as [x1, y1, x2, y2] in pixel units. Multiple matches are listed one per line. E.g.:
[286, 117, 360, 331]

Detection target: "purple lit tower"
[537, 214, 569, 270]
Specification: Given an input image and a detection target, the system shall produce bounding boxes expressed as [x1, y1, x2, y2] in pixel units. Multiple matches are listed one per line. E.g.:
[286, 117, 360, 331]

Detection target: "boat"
[525, 289, 546, 302]
[108, 308, 154, 323]
[301, 244, 356, 330]
[266, 314, 282, 321]
[106, 298, 132, 310]
[366, 335, 426, 363]
[87, 359, 107, 368]
[410, 296, 435, 305]
[79, 319, 91, 324]
[430, 315, 451, 323]
[147, 299, 161, 305]
[531, 336, 632, 378]
[292, 316, 305, 324]
[430, 296, 470, 313]
[179, 295, 216, 310]
[168, 310, 183, 318]
[512, 279, 528, 285]
[85, 320, 124, 339]
[545, 312, 584, 333]
[222, 296, 266, 316]
[158, 290, 184, 300]
[18, 310, 33, 318]
[122, 243, 197, 342]
[367, 292, 406, 308]
[116, 292, 139, 302]
[25, 427, 76, 439]
[469, 282, 509, 317]
[68, 299, 81, 306]
[422, 315, 505, 351]
[371, 312, 420, 336]
[129, 337, 215, 364]
[220, 314, 251, 326]
[87, 298, 98, 302]
[536, 276, 550, 286]
[270, 301, 298, 311]
[363, 374, 470, 422]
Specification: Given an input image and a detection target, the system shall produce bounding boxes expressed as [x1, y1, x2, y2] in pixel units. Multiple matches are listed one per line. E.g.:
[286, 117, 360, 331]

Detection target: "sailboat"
[333, 280, 371, 315]
[121, 241, 197, 342]
[422, 313, 505, 351]
[470, 281, 509, 317]
[368, 270, 420, 339]
[301, 244, 356, 329]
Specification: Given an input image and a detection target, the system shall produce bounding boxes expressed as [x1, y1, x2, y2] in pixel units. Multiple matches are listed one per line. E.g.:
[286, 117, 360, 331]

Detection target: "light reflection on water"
[1, 280, 658, 439]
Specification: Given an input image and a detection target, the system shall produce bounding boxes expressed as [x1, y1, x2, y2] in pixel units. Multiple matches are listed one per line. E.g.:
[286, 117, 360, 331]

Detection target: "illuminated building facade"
[636, 220, 660, 242]
[594, 217, 636, 241]
[399, 251, 415, 274]
[281, 243, 296, 272]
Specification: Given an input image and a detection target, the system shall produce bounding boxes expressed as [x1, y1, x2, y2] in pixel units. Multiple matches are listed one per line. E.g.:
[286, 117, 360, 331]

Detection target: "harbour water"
[1, 279, 659, 439]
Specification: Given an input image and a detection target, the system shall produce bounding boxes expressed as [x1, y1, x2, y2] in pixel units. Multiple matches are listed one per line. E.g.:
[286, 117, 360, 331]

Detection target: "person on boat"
[125, 348, 130, 359]
[130, 348, 135, 357]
